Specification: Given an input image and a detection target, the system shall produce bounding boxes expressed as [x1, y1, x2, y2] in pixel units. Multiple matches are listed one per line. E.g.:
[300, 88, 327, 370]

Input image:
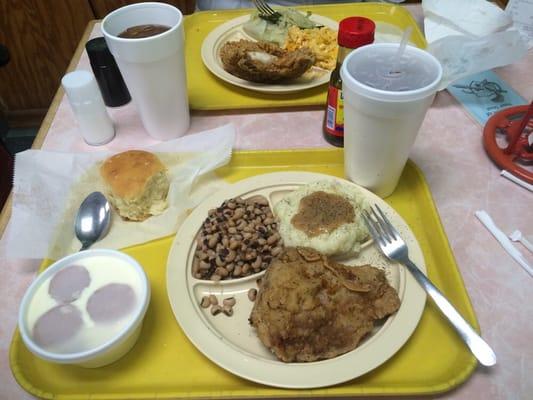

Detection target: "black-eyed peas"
[200, 296, 211, 308]
[201, 295, 237, 317]
[248, 288, 257, 302]
[223, 297, 236, 307]
[192, 196, 282, 281]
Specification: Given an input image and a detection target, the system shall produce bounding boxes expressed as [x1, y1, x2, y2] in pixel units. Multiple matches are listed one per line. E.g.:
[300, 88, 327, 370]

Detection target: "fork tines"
[362, 205, 398, 245]
[252, 0, 279, 16]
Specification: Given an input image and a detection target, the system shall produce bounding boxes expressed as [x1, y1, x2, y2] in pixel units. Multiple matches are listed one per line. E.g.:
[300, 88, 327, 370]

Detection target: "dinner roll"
[100, 150, 169, 221]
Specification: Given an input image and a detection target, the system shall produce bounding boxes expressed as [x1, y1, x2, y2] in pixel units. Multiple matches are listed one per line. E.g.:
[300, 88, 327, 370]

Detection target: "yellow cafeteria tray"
[185, 3, 426, 110]
[10, 149, 478, 399]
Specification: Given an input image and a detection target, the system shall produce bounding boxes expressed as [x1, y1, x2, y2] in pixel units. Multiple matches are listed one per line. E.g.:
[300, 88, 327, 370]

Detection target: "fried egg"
[274, 180, 369, 257]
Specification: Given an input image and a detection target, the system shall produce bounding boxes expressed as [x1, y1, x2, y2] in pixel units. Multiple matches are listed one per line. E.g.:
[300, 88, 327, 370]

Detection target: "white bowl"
[18, 249, 150, 368]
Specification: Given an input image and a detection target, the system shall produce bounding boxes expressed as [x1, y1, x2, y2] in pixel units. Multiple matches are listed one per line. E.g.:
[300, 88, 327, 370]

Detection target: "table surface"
[1, 5, 532, 400]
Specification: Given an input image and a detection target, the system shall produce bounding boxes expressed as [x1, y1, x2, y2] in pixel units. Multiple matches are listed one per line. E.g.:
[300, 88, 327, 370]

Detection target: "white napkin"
[424, 0, 512, 42]
[506, 0, 533, 49]
[7, 124, 235, 260]
[422, 0, 528, 89]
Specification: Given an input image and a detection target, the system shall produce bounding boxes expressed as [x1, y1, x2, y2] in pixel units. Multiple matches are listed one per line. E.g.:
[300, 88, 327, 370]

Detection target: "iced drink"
[340, 43, 442, 197]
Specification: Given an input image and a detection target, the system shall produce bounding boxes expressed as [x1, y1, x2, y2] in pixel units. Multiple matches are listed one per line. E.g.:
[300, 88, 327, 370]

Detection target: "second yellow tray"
[185, 3, 426, 111]
[10, 149, 477, 399]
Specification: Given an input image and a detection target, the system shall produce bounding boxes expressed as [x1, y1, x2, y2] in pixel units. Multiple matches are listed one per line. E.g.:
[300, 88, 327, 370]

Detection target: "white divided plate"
[200, 14, 338, 94]
[166, 172, 427, 388]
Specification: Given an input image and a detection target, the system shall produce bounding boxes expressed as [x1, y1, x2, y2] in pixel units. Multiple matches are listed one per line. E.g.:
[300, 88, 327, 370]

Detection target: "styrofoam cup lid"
[341, 43, 442, 102]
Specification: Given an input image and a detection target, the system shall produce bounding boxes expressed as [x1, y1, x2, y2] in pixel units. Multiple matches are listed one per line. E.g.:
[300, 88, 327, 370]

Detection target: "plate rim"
[166, 171, 427, 389]
[200, 14, 338, 94]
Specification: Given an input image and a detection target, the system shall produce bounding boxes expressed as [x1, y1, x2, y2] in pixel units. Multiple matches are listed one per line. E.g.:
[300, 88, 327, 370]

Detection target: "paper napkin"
[8, 124, 235, 259]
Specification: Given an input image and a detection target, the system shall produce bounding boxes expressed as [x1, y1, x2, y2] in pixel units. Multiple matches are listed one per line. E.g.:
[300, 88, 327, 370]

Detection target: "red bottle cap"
[338, 17, 375, 49]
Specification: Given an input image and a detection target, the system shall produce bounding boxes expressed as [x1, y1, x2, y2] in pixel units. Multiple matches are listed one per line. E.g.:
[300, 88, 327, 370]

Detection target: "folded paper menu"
[7, 124, 235, 259]
[446, 70, 526, 125]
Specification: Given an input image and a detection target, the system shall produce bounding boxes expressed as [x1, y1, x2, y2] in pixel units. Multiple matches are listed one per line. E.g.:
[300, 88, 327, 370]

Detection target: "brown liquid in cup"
[118, 24, 171, 39]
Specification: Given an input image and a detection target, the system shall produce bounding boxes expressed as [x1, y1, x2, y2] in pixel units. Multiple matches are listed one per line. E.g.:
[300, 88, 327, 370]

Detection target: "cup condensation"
[340, 44, 442, 197]
[101, 2, 190, 141]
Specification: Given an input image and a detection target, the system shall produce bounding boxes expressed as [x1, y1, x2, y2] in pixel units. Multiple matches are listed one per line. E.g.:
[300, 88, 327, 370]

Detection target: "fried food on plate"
[249, 247, 401, 362]
[100, 150, 169, 221]
[219, 39, 315, 83]
[274, 180, 368, 257]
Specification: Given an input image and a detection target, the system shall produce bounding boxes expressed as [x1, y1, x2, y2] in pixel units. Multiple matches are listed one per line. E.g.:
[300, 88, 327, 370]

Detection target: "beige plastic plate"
[166, 171, 427, 389]
[200, 14, 338, 94]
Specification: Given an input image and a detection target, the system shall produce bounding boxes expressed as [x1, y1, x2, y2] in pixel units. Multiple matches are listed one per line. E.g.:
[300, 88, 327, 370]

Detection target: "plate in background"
[201, 14, 338, 94]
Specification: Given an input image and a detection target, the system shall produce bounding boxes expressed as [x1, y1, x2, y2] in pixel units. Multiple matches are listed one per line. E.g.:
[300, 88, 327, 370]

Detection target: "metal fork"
[252, 0, 282, 23]
[362, 205, 497, 367]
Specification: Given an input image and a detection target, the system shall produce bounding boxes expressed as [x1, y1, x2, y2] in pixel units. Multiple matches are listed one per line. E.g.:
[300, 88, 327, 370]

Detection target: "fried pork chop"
[249, 247, 401, 362]
[219, 40, 315, 83]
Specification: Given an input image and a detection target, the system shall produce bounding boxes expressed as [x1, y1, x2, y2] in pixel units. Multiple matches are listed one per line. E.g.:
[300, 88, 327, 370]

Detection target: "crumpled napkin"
[422, 0, 528, 89]
[7, 124, 235, 260]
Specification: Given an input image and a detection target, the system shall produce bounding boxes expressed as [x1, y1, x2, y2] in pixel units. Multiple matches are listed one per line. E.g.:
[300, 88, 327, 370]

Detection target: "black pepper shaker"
[85, 37, 131, 107]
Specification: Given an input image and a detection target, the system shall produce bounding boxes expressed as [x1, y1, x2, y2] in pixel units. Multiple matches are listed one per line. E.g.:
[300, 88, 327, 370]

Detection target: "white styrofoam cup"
[102, 2, 190, 140]
[341, 44, 442, 198]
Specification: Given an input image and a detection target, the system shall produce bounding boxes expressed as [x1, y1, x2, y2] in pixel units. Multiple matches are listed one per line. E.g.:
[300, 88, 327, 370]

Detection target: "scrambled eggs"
[284, 26, 338, 70]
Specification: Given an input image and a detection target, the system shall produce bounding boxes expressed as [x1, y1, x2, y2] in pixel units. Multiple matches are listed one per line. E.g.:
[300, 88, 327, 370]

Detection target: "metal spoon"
[74, 192, 111, 251]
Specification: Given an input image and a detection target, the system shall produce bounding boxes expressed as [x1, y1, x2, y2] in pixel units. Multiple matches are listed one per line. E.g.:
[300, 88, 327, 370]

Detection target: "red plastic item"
[483, 102, 533, 184]
[337, 17, 375, 49]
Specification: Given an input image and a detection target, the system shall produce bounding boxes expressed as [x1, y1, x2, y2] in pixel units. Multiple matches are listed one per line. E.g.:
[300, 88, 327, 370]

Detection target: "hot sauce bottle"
[323, 17, 375, 147]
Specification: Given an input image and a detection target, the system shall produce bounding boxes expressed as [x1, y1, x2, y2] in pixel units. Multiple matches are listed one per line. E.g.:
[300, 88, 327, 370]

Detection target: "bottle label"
[325, 85, 344, 137]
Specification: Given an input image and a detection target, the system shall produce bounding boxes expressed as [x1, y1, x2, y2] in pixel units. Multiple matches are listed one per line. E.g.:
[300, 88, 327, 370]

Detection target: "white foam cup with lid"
[102, 2, 190, 140]
[18, 249, 150, 368]
[340, 43, 442, 198]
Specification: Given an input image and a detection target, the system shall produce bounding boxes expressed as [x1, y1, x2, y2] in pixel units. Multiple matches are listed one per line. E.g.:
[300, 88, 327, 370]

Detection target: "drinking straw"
[390, 26, 413, 75]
